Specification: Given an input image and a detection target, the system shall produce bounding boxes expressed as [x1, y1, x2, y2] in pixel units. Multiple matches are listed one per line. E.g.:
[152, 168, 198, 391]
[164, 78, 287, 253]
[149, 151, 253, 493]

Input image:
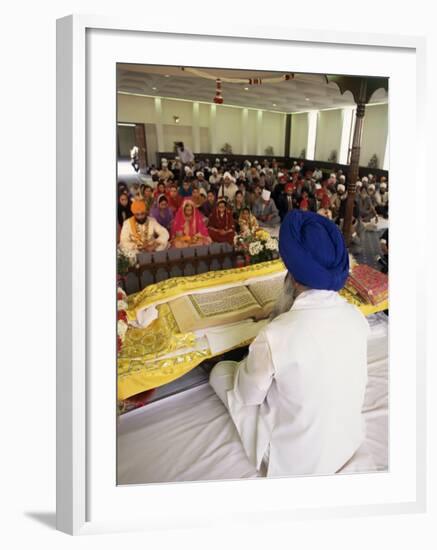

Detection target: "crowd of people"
[117, 155, 389, 255]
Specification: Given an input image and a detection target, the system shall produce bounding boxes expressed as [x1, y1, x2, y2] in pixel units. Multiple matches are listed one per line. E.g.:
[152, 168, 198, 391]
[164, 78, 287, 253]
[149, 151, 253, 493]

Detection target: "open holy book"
[169, 277, 285, 333]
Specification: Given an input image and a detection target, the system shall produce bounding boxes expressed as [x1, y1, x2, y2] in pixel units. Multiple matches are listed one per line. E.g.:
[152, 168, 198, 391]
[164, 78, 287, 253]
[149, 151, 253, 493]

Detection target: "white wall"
[117, 93, 287, 161]
[118, 92, 389, 169]
[360, 103, 389, 168]
[215, 105, 242, 154]
[315, 109, 343, 162]
[261, 111, 286, 156]
[118, 93, 156, 123]
[246, 109, 258, 154]
[290, 112, 308, 157]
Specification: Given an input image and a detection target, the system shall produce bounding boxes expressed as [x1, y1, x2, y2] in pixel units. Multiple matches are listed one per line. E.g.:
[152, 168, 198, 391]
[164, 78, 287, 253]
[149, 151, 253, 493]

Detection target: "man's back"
[262, 290, 369, 476]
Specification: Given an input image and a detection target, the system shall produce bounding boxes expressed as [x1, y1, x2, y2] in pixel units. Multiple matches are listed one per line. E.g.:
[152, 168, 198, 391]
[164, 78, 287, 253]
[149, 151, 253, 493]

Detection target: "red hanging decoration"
[213, 78, 224, 104]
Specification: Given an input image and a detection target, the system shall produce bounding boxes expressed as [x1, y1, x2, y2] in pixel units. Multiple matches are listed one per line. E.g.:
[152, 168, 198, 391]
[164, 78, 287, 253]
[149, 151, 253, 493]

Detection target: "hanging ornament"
[213, 78, 224, 104]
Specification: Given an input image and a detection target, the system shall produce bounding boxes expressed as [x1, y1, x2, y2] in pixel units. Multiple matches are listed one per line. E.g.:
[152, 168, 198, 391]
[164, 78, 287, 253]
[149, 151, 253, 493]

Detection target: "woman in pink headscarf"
[171, 198, 212, 248]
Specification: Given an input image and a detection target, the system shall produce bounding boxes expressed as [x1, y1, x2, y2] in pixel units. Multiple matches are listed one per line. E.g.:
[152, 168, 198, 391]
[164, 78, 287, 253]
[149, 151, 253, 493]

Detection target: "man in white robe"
[119, 199, 169, 253]
[217, 172, 238, 204]
[209, 210, 369, 477]
[252, 189, 281, 227]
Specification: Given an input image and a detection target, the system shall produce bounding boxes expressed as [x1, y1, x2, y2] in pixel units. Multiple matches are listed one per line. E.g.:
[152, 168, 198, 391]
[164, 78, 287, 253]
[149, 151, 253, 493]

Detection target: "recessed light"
[272, 103, 277, 107]
[165, 74, 170, 78]
[152, 87, 157, 91]
[305, 97, 310, 101]
[244, 87, 249, 91]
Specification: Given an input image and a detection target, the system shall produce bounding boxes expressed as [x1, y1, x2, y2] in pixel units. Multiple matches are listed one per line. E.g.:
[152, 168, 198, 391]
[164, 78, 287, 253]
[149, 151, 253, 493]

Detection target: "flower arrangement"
[117, 247, 137, 277]
[234, 229, 279, 265]
[117, 287, 129, 354]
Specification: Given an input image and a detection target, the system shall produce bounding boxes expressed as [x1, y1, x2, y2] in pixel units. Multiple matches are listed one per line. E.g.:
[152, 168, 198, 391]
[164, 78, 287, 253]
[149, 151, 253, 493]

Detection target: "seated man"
[209, 210, 369, 477]
[119, 199, 169, 253]
[252, 189, 281, 227]
[217, 172, 238, 203]
[277, 182, 295, 221]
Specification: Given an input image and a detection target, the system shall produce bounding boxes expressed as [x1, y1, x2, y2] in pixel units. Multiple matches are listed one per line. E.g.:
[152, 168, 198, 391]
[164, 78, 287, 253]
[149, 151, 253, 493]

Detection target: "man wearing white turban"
[252, 188, 281, 227]
[209, 210, 369, 477]
[331, 183, 347, 220]
[217, 171, 238, 203]
[375, 181, 389, 217]
[158, 158, 174, 181]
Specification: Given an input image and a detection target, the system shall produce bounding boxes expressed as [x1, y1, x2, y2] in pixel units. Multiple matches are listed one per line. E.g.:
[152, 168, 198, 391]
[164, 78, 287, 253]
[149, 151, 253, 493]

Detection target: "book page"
[189, 286, 259, 318]
[248, 276, 284, 307]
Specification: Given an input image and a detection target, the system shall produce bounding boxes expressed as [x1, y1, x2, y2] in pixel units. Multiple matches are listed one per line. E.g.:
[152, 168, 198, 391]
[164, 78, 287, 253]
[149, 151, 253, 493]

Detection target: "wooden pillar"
[284, 113, 291, 157]
[343, 103, 366, 245]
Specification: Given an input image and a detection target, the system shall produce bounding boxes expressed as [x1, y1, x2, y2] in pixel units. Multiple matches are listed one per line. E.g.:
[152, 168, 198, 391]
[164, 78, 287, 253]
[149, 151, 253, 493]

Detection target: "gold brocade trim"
[117, 338, 256, 400]
[118, 303, 196, 372]
[118, 347, 212, 380]
[339, 286, 388, 316]
[126, 259, 286, 320]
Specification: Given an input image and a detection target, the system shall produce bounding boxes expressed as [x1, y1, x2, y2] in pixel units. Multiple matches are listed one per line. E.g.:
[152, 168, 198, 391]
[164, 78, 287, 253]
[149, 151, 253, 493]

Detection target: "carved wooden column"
[343, 103, 365, 245]
[325, 75, 388, 246]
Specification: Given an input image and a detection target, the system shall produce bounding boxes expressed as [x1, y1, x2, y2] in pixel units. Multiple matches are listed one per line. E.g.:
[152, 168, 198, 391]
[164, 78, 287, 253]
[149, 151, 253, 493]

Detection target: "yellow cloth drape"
[118, 260, 388, 400]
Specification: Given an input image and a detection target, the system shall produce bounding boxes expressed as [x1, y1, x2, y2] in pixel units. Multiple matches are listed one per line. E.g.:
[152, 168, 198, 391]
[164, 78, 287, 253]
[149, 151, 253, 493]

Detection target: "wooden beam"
[284, 113, 291, 157]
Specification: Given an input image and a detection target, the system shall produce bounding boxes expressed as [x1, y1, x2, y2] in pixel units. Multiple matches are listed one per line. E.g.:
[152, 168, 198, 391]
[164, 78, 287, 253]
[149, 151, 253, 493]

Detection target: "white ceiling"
[117, 64, 388, 113]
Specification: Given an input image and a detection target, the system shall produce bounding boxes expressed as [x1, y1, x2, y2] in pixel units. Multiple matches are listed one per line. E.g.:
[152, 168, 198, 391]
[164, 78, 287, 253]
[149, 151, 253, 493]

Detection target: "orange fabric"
[131, 199, 147, 214]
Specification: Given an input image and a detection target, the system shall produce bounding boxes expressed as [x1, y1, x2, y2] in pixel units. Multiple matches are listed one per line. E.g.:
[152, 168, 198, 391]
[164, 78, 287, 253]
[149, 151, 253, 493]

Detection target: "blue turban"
[278, 210, 349, 291]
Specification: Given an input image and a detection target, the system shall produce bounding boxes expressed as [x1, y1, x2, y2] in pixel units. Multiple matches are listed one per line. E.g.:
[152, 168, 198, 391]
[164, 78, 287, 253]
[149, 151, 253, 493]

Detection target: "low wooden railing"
[121, 242, 242, 295]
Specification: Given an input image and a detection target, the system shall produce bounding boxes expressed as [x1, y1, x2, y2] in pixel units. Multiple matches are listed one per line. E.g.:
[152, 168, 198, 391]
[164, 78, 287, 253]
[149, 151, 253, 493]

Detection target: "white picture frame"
[56, 14, 427, 535]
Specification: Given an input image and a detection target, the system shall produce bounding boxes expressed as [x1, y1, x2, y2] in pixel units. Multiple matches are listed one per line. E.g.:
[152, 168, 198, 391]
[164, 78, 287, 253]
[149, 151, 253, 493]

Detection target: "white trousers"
[209, 360, 270, 475]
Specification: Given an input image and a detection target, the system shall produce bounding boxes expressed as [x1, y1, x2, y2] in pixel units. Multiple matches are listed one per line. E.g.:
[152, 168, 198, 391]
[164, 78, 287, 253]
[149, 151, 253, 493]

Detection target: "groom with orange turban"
[210, 210, 369, 477]
[119, 199, 169, 253]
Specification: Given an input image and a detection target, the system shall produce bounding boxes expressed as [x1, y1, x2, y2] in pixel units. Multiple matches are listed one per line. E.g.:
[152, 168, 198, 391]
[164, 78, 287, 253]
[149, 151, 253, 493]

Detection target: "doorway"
[117, 122, 148, 169]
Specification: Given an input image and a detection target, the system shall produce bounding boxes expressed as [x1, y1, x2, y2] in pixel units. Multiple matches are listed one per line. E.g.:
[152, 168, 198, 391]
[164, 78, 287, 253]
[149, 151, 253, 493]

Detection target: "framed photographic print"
[56, 15, 427, 535]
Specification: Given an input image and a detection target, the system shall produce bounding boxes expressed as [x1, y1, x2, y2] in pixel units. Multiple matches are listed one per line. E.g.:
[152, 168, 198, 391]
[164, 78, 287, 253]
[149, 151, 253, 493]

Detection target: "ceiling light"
[272, 103, 277, 107]
[244, 87, 249, 91]
[165, 74, 170, 78]
[305, 97, 310, 101]
[152, 87, 157, 91]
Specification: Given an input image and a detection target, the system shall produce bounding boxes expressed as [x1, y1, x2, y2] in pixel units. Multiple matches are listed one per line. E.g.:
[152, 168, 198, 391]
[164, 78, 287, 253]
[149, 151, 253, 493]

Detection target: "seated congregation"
[117, 156, 389, 262]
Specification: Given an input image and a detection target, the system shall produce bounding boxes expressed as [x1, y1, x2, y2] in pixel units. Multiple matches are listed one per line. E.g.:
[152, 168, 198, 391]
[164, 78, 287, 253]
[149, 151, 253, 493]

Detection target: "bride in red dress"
[170, 198, 212, 248]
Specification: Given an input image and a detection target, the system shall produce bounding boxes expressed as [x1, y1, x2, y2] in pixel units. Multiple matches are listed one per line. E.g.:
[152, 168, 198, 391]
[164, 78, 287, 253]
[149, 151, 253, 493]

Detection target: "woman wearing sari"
[150, 194, 174, 233]
[238, 207, 259, 237]
[208, 199, 235, 245]
[153, 181, 167, 200]
[232, 190, 246, 229]
[170, 198, 212, 248]
[166, 183, 183, 214]
[200, 190, 216, 219]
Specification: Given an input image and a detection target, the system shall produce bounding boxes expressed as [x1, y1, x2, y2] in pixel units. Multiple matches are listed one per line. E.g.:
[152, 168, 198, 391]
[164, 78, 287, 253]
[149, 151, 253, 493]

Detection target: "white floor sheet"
[117, 313, 389, 484]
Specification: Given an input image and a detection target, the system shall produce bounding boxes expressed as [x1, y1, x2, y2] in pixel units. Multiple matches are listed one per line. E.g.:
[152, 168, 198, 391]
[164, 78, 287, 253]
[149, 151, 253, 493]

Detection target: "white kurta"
[217, 182, 238, 203]
[209, 289, 370, 477]
[119, 216, 169, 252]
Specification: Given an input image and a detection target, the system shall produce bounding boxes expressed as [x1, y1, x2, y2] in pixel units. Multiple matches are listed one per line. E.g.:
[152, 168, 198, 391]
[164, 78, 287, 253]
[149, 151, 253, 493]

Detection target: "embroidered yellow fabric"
[118, 260, 388, 400]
